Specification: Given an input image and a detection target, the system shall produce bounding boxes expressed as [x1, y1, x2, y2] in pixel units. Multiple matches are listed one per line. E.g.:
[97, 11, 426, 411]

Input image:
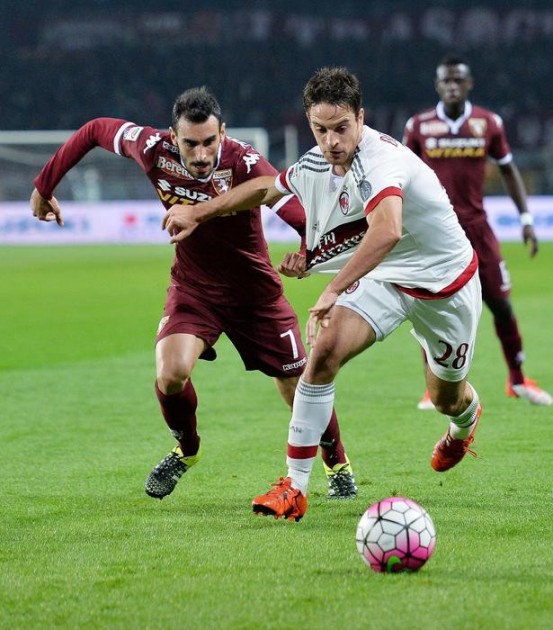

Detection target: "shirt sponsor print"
[424, 136, 486, 159]
[420, 121, 449, 135]
[156, 156, 191, 179]
[163, 141, 179, 154]
[156, 180, 212, 205]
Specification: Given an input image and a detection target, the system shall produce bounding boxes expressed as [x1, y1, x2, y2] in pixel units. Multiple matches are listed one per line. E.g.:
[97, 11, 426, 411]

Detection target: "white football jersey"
[275, 126, 474, 294]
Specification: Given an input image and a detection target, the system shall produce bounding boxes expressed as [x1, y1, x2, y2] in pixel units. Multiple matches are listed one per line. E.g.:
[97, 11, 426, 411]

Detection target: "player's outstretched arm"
[306, 195, 402, 346]
[31, 118, 134, 230]
[163, 175, 284, 243]
[30, 188, 64, 226]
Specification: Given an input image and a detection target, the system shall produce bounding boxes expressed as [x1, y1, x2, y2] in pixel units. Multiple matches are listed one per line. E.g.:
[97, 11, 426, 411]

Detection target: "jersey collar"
[436, 101, 473, 135]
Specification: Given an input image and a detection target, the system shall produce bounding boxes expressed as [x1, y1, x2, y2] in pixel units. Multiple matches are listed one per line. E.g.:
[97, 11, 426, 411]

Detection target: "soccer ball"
[356, 497, 436, 573]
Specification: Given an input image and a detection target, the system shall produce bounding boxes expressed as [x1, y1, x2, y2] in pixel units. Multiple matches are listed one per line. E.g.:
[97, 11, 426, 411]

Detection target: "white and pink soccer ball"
[356, 497, 436, 573]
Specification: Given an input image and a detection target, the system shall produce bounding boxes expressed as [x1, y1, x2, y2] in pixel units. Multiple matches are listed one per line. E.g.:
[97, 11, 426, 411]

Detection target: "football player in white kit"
[163, 67, 484, 522]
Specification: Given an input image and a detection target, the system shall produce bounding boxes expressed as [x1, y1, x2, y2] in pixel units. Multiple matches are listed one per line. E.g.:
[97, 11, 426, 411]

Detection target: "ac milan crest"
[339, 191, 350, 215]
[345, 280, 360, 294]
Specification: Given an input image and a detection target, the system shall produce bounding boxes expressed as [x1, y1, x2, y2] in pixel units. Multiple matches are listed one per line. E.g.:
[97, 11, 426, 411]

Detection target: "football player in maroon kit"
[30, 87, 358, 500]
[404, 54, 551, 408]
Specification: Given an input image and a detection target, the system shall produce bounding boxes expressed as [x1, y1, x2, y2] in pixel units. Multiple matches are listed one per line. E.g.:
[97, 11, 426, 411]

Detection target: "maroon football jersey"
[403, 103, 511, 227]
[34, 118, 305, 306]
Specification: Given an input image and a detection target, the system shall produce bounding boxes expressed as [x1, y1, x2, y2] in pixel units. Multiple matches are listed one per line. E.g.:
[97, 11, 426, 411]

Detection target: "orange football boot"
[252, 476, 307, 522]
[431, 404, 482, 472]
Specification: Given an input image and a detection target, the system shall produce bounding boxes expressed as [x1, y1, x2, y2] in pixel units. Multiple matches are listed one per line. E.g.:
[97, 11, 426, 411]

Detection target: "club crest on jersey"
[468, 118, 487, 137]
[212, 169, 233, 195]
[345, 280, 360, 294]
[358, 180, 372, 202]
[339, 191, 350, 215]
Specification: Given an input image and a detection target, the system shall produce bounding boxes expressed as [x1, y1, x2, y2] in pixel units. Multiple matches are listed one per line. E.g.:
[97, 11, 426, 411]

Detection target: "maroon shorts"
[462, 221, 511, 301]
[156, 284, 307, 378]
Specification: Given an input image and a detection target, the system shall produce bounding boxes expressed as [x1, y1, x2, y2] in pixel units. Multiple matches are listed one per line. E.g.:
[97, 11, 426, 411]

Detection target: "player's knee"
[156, 367, 190, 395]
[306, 354, 341, 382]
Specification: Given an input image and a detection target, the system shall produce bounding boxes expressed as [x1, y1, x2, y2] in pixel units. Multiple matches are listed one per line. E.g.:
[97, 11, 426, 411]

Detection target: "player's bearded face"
[171, 115, 224, 179]
[308, 104, 364, 172]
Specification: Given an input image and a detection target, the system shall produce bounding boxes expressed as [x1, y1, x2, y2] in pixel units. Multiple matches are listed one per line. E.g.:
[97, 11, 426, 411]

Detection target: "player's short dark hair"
[437, 54, 472, 76]
[171, 87, 223, 128]
[303, 67, 362, 116]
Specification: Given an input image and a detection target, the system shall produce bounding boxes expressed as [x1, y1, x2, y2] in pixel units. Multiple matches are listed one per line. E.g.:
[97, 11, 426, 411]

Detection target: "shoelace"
[156, 452, 185, 474]
[443, 433, 478, 458]
[265, 477, 292, 496]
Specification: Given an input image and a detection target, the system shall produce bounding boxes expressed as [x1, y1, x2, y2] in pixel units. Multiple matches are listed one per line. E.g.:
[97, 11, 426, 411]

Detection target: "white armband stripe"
[275, 175, 290, 195]
[113, 122, 135, 155]
[496, 152, 513, 166]
[269, 194, 294, 213]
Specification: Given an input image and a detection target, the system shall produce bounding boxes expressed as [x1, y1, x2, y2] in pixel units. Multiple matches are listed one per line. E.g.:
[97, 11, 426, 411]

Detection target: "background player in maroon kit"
[404, 54, 551, 407]
[30, 87, 358, 499]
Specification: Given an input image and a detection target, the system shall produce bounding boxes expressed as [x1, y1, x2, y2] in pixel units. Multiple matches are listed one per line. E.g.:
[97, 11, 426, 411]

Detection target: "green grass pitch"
[1, 242, 552, 628]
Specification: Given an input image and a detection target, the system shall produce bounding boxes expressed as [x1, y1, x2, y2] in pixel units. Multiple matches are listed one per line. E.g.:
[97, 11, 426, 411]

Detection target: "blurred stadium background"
[1, 0, 552, 237]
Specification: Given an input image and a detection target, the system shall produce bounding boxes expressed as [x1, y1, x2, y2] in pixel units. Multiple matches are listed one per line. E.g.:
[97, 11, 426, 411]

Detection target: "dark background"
[2, 1, 552, 190]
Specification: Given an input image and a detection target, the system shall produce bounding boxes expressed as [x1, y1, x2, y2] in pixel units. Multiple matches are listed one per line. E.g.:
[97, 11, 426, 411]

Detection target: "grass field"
[1, 242, 552, 629]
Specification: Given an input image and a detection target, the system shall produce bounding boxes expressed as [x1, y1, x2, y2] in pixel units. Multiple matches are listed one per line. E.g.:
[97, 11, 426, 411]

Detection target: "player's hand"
[306, 289, 339, 346]
[277, 251, 310, 278]
[30, 188, 64, 226]
[523, 225, 538, 257]
[162, 204, 198, 243]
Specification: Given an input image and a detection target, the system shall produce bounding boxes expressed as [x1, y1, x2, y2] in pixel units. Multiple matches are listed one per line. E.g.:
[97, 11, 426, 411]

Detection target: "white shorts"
[336, 274, 482, 382]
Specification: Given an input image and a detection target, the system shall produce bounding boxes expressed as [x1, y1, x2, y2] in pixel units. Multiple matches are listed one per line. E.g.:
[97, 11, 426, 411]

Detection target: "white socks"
[286, 379, 335, 494]
[448, 384, 480, 439]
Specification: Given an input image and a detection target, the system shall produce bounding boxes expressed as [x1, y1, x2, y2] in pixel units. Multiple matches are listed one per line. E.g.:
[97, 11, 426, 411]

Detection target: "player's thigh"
[302, 278, 409, 381]
[335, 277, 409, 342]
[156, 284, 223, 361]
[225, 297, 307, 378]
[465, 222, 511, 300]
[302, 305, 377, 382]
[410, 275, 482, 382]
[478, 255, 511, 301]
[155, 333, 206, 380]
